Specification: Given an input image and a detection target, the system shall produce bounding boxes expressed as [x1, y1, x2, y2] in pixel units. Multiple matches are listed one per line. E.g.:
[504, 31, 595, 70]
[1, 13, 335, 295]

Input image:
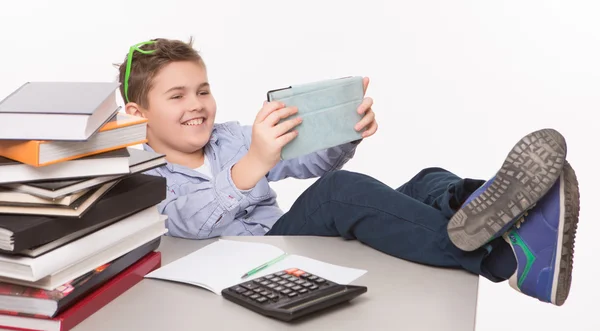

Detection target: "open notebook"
[144, 239, 367, 295]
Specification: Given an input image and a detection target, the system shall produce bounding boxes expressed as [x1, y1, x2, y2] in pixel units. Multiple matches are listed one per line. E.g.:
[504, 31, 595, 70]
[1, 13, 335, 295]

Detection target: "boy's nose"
[187, 95, 204, 112]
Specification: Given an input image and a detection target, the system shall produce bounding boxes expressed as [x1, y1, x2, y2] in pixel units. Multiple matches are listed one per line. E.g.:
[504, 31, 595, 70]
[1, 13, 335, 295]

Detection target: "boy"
[117, 37, 580, 306]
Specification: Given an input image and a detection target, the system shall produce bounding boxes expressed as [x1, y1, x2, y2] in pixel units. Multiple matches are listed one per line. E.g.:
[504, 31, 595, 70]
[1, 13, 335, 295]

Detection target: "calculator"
[221, 268, 367, 322]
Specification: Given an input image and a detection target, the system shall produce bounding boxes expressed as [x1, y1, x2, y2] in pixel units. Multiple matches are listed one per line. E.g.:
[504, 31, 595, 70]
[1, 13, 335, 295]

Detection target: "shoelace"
[502, 208, 532, 243]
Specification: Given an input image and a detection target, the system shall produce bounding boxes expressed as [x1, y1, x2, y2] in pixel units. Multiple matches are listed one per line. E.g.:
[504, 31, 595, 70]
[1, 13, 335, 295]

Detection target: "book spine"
[59, 252, 161, 331]
[0, 141, 40, 167]
[11, 175, 166, 252]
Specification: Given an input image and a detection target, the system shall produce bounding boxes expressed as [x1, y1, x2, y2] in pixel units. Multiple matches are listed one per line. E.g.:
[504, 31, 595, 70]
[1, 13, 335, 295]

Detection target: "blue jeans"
[266, 168, 512, 282]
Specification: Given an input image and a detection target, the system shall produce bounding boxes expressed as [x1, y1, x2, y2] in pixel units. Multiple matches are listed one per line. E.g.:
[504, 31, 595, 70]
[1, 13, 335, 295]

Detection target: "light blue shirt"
[143, 121, 359, 239]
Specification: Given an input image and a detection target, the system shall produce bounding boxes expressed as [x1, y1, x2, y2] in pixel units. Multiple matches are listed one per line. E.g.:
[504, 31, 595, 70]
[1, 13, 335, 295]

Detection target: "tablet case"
[267, 76, 365, 160]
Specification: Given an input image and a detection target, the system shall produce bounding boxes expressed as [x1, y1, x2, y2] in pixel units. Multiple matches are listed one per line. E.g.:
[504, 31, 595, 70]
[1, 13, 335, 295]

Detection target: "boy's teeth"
[184, 118, 204, 126]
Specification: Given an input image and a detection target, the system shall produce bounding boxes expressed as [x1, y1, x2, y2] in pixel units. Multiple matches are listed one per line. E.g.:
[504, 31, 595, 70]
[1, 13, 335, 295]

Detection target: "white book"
[2, 148, 165, 199]
[0, 206, 165, 284]
[0, 148, 131, 185]
[0, 82, 120, 141]
[0, 215, 166, 290]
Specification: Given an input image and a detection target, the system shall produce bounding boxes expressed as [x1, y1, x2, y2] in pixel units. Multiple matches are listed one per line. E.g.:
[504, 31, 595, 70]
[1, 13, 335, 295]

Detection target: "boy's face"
[134, 60, 217, 154]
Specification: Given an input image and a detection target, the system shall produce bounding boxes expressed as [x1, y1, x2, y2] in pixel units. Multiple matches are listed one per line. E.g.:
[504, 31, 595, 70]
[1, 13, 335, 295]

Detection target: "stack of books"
[0, 82, 168, 331]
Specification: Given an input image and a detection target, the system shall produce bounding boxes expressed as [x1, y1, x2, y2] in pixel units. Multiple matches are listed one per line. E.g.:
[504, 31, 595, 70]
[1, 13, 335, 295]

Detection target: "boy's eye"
[198, 91, 210, 95]
[170, 95, 182, 100]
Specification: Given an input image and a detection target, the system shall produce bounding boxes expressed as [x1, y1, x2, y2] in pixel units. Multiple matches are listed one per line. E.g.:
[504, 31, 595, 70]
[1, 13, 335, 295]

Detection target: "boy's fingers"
[355, 109, 375, 131]
[275, 130, 299, 148]
[255, 101, 285, 123]
[362, 77, 370, 95]
[362, 121, 378, 138]
[357, 97, 373, 114]
[273, 117, 302, 137]
[264, 106, 298, 126]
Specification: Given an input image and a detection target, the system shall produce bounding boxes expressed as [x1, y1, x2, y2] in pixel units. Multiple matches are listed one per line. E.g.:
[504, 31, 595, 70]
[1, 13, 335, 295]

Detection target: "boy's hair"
[116, 37, 204, 107]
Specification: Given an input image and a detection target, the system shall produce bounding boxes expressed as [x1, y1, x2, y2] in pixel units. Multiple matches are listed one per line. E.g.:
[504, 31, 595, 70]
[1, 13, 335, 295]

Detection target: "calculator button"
[285, 283, 294, 288]
[264, 274, 274, 279]
[241, 282, 258, 290]
[292, 285, 302, 291]
[274, 286, 285, 292]
[277, 280, 287, 285]
[242, 291, 253, 297]
[308, 275, 318, 281]
[256, 296, 268, 304]
[275, 271, 286, 276]
[254, 278, 264, 282]
[302, 282, 312, 287]
[267, 283, 277, 289]
[294, 279, 304, 285]
[260, 281, 270, 286]
[298, 288, 308, 294]
[300, 273, 311, 279]
[260, 291, 270, 296]
[271, 277, 282, 282]
[309, 285, 319, 290]
[267, 293, 279, 300]
[281, 289, 291, 294]
[292, 270, 305, 277]
[288, 292, 298, 297]
[285, 268, 298, 274]
[233, 286, 246, 294]
[315, 278, 326, 284]
[253, 288, 263, 293]
[250, 294, 260, 300]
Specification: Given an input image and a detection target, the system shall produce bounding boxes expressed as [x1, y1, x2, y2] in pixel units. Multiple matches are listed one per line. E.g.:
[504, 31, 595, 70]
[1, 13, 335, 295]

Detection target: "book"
[0, 113, 147, 167]
[1, 148, 166, 200]
[144, 239, 367, 295]
[267, 76, 365, 160]
[0, 207, 166, 286]
[0, 82, 121, 141]
[0, 237, 160, 318]
[0, 174, 167, 254]
[0, 251, 161, 331]
[0, 189, 89, 207]
[0, 149, 131, 185]
[0, 180, 118, 218]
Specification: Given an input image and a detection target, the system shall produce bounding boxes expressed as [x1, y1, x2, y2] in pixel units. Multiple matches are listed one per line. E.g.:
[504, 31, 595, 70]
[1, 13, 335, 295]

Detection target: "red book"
[0, 251, 161, 331]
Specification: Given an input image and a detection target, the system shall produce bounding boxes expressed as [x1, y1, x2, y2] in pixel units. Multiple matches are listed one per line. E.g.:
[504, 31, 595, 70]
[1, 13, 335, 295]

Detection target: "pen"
[241, 253, 288, 279]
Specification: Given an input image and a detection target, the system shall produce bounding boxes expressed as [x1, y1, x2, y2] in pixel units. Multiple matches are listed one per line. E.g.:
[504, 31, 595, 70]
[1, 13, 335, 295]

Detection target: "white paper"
[243, 254, 367, 285]
[145, 239, 285, 294]
[145, 239, 368, 295]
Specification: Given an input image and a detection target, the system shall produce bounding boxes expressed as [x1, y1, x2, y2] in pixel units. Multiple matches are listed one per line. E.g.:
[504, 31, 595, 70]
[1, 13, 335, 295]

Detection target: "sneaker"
[447, 128, 567, 251]
[505, 160, 580, 305]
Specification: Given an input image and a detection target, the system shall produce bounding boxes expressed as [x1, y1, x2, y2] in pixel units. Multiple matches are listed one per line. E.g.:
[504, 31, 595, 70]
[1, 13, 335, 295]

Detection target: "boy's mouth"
[182, 117, 205, 126]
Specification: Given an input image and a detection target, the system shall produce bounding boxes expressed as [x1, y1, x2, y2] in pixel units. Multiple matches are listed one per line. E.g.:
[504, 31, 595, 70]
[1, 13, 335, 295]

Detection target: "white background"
[0, 0, 598, 330]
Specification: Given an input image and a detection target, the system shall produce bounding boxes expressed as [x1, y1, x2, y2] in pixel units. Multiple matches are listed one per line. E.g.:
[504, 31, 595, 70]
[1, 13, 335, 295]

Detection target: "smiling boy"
[117, 37, 581, 306]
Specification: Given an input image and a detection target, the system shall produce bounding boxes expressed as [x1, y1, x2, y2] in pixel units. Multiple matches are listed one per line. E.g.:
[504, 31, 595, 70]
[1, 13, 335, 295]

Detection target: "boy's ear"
[125, 102, 147, 118]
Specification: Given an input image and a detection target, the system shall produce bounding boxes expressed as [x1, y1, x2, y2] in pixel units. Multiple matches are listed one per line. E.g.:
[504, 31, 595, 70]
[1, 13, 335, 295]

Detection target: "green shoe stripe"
[507, 230, 536, 288]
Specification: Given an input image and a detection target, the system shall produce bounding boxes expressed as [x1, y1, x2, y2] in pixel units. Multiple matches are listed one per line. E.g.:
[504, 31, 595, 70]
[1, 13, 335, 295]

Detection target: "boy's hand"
[354, 77, 378, 138]
[231, 101, 301, 190]
[249, 101, 302, 169]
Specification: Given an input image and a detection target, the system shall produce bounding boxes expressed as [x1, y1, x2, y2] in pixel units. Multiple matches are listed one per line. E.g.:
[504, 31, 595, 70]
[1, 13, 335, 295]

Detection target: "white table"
[74, 236, 479, 330]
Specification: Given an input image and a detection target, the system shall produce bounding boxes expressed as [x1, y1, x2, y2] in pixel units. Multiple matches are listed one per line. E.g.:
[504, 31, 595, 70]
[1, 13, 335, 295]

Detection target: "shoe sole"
[447, 128, 567, 251]
[552, 160, 579, 306]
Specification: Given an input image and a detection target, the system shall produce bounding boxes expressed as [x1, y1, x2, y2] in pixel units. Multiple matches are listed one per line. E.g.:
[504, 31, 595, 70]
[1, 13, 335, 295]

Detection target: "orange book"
[0, 113, 148, 167]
